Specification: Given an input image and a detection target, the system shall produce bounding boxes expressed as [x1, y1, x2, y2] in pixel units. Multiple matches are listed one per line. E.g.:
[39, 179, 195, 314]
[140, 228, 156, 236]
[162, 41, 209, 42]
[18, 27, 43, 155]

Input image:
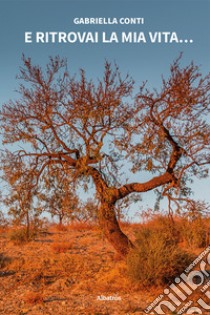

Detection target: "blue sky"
[0, 0, 209, 100]
[0, 0, 210, 217]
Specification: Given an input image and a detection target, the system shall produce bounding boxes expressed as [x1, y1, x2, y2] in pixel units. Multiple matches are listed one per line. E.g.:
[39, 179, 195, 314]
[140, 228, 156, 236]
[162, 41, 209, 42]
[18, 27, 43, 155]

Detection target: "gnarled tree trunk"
[91, 168, 175, 258]
[98, 202, 134, 257]
[90, 168, 134, 257]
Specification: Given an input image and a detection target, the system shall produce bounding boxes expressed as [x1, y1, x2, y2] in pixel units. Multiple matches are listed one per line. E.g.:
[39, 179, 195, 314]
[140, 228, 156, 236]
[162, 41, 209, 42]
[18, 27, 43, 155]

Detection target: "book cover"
[0, 1, 210, 314]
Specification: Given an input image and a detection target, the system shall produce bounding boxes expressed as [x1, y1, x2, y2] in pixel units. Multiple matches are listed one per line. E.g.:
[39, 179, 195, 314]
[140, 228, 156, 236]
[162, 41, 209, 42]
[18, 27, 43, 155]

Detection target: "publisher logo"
[96, 295, 122, 301]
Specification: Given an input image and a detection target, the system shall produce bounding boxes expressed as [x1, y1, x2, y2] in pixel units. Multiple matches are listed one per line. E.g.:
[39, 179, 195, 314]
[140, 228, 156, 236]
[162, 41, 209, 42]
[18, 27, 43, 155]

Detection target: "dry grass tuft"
[55, 224, 68, 232]
[51, 241, 74, 253]
[68, 221, 95, 231]
[24, 292, 44, 305]
[9, 228, 37, 245]
[0, 253, 12, 268]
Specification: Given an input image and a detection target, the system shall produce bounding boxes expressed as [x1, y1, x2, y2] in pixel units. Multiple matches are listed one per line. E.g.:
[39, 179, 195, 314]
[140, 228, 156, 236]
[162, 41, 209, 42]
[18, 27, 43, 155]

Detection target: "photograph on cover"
[0, 1, 210, 314]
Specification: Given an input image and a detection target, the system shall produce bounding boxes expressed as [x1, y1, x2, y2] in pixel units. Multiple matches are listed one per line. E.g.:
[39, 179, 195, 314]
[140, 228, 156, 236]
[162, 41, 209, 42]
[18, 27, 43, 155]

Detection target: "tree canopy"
[1, 55, 210, 256]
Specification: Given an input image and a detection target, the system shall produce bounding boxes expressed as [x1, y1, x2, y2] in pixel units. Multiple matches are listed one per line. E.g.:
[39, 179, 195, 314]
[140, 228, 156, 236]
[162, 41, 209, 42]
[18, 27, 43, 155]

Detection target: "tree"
[40, 170, 80, 225]
[79, 198, 98, 223]
[1, 165, 42, 239]
[1, 55, 210, 256]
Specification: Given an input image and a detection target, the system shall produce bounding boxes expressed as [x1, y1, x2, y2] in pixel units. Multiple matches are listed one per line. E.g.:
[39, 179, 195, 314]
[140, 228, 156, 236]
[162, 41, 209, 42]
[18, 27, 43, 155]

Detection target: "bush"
[179, 217, 207, 249]
[0, 253, 12, 269]
[127, 222, 194, 286]
[10, 228, 36, 245]
[141, 215, 181, 243]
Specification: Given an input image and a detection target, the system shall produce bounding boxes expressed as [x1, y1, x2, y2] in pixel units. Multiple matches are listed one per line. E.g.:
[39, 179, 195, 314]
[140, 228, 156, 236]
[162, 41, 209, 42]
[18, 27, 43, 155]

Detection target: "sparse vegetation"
[0, 253, 12, 269]
[1, 56, 210, 256]
[0, 55, 209, 313]
[9, 227, 37, 245]
[127, 217, 195, 286]
[0, 215, 209, 314]
[179, 216, 207, 249]
[51, 241, 74, 253]
[68, 220, 95, 231]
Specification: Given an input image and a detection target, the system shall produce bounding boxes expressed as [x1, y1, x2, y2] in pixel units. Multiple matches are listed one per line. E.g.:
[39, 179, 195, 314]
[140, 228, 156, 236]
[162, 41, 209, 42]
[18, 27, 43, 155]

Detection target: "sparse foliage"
[40, 170, 79, 225]
[2, 180, 42, 240]
[1, 55, 210, 256]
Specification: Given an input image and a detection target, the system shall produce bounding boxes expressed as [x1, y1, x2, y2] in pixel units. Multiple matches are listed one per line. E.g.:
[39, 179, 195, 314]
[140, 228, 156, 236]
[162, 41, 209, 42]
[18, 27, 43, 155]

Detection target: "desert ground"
[0, 223, 155, 315]
[0, 221, 210, 315]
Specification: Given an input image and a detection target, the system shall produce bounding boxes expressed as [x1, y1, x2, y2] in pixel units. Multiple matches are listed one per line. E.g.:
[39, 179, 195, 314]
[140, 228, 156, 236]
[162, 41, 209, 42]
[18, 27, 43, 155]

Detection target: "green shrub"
[127, 223, 194, 286]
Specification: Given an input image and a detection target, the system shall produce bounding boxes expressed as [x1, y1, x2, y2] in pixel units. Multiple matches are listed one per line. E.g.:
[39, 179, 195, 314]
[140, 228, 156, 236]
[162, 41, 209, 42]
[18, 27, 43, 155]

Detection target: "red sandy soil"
[0, 224, 154, 315]
[0, 223, 209, 315]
